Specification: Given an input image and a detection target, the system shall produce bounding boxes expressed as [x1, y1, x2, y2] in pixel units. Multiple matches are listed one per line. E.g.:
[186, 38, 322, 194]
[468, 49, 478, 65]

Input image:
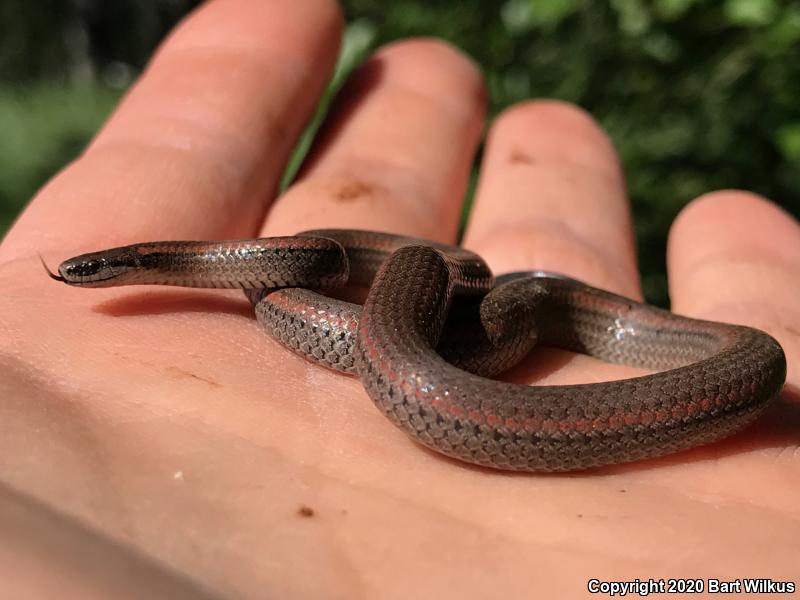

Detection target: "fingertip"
[375, 37, 482, 76]
[165, 0, 344, 54]
[486, 100, 621, 178]
[668, 189, 800, 316]
[368, 37, 487, 115]
[669, 190, 800, 276]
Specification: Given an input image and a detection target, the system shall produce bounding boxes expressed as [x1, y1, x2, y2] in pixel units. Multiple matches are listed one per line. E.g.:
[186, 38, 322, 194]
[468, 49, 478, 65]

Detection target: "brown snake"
[47, 229, 786, 471]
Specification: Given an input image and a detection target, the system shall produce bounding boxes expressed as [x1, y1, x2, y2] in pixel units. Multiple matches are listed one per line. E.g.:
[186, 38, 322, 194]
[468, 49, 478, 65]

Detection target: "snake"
[46, 229, 786, 472]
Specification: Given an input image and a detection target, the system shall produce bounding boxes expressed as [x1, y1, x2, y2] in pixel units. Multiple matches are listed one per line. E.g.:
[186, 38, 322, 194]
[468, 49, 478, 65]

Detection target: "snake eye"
[56, 255, 124, 285]
[66, 259, 106, 278]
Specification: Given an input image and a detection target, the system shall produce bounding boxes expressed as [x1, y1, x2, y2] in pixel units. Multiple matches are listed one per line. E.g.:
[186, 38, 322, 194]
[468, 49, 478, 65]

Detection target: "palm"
[1, 1, 798, 597]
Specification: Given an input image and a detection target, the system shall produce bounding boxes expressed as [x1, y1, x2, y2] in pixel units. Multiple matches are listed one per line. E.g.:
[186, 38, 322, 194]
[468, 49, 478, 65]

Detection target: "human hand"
[1, 0, 798, 597]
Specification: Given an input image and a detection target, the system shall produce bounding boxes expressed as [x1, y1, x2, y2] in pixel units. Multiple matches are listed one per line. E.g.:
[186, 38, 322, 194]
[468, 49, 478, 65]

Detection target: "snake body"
[49, 229, 786, 471]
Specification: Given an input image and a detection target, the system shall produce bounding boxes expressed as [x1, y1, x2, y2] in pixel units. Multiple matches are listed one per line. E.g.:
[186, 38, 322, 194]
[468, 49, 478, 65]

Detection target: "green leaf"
[762, 5, 800, 52]
[501, 0, 532, 33]
[501, 0, 579, 33]
[642, 32, 681, 62]
[526, 0, 580, 27]
[775, 123, 800, 163]
[654, 0, 698, 21]
[723, 0, 779, 27]
[611, 0, 652, 35]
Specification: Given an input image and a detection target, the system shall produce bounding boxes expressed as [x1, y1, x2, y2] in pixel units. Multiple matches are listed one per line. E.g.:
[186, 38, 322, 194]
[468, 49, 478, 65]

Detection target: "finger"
[263, 39, 486, 240]
[463, 100, 640, 297]
[668, 190, 800, 383]
[2, 0, 342, 261]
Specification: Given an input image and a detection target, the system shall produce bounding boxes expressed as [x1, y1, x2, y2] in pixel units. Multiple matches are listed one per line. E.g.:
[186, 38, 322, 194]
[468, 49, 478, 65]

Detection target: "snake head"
[42, 248, 139, 287]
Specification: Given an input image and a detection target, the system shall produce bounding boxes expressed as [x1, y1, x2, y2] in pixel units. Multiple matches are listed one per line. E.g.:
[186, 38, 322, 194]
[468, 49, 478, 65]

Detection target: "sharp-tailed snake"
[46, 229, 786, 471]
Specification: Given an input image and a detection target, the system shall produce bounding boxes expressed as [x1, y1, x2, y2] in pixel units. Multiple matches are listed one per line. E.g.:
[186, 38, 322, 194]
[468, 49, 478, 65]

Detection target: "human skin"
[1, 0, 799, 597]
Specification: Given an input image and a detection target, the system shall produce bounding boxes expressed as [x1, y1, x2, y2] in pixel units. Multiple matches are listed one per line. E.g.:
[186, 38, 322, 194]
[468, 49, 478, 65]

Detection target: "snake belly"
[50, 229, 787, 472]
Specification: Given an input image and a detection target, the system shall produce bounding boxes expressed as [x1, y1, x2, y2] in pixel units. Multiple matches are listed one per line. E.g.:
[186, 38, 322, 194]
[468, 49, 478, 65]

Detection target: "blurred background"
[0, 0, 798, 305]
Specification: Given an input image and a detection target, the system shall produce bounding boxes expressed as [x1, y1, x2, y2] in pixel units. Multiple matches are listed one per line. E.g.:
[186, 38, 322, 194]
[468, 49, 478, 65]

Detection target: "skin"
[1, 0, 799, 597]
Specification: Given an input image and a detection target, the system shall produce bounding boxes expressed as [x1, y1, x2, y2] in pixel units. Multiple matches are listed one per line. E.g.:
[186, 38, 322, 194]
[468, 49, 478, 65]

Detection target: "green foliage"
[776, 123, 800, 163]
[724, 0, 779, 26]
[0, 85, 121, 232]
[502, 0, 582, 32]
[1, 1, 798, 306]
[340, 0, 800, 304]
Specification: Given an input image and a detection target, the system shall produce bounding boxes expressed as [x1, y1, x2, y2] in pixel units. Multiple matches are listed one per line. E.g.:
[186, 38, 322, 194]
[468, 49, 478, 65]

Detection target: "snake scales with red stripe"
[47, 229, 786, 471]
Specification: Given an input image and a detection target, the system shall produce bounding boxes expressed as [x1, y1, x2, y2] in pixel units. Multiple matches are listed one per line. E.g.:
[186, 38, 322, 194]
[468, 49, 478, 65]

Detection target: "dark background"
[1, 0, 798, 305]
